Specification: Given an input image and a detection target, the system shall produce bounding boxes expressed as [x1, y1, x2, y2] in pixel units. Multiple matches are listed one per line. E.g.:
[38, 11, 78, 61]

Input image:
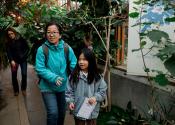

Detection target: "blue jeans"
[42, 91, 66, 125]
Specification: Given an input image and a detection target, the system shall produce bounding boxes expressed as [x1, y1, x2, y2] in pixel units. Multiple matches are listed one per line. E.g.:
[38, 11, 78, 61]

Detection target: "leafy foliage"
[98, 102, 146, 125]
[129, 0, 175, 124]
[0, 0, 128, 66]
[98, 100, 175, 125]
[130, 0, 175, 85]
[0, 31, 8, 70]
[154, 74, 169, 86]
[0, 14, 14, 69]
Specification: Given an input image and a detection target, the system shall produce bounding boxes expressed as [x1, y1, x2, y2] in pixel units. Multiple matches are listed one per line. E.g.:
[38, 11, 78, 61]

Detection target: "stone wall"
[105, 68, 175, 120]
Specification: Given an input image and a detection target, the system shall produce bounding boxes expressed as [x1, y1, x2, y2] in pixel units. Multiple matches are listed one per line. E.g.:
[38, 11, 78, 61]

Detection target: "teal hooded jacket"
[35, 39, 77, 92]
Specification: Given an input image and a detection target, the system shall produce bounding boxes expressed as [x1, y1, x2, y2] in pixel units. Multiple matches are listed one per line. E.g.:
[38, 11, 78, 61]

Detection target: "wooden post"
[75, 0, 78, 10]
[121, 23, 125, 65]
[117, 25, 121, 65]
[67, 0, 71, 12]
[58, 0, 61, 6]
[115, 23, 126, 66]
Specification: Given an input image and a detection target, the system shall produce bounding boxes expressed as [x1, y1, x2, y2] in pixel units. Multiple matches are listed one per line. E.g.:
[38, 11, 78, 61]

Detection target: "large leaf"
[147, 30, 169, 43]
[156, 45, 175, 61]
[164, 54, 175, 76]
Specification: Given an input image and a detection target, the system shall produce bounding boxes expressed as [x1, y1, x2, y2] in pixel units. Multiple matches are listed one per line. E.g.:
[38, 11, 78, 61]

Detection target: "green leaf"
[140, 41, 147, 48]
[154, 74, 169, 86]
[156, 45, 175, 61]
[129, 12, 139, 18]
[147, 30, 169, 43]
[165, 17, 175, 22]
[164, 54, 175, 76]
[144, 68, 150, 73]
[139, 32, 147, 36]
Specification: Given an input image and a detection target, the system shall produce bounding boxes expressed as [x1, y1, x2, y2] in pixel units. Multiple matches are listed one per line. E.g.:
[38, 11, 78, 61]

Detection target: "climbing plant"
[129, 0, 175, 124]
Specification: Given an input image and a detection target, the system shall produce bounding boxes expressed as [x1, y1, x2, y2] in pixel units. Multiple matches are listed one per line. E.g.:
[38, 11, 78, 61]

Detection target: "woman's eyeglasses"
[47, 32, 59, 35]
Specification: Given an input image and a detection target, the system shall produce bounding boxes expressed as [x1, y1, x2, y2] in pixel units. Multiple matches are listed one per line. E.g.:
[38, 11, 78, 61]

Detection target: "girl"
[66, 48, 107, 125]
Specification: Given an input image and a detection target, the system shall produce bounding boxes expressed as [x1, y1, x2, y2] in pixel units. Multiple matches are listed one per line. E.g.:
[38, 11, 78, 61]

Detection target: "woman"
[6, 27, 29, 96]
[35, 22, 77, 125]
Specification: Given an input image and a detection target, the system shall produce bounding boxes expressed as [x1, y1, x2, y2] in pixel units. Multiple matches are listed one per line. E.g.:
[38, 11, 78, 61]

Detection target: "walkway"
[0, 65, 74, 125]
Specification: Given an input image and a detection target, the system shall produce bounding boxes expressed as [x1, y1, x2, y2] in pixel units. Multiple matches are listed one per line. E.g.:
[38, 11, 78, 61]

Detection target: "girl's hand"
[56, 77, 64, 86]
[88, 97, 96, 105]
[69, 103, 75, 110]
[11, 60, 16, 67]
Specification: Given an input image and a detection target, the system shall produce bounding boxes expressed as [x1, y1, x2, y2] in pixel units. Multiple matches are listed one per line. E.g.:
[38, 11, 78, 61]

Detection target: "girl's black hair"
[45, 21, 62, 36]
[70, 48, 101, 84]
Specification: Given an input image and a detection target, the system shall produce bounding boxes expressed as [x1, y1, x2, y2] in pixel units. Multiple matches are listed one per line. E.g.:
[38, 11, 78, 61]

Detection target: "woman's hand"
[56, 77, 64, 86]
[88, 97, 97, 105]
[69, 102, 75, 110]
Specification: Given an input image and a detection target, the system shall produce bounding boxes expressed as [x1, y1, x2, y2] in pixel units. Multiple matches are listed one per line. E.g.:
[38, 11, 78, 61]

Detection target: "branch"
[86, 21, 108, 52]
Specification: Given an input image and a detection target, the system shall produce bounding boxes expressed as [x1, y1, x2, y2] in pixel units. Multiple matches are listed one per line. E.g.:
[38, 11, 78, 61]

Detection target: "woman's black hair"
[70, 48, 101, 85]
[45, 21, 62, 36]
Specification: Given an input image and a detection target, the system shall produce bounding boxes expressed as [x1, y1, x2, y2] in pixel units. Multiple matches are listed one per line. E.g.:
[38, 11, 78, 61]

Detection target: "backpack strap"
[64, 42, 71, 75]
[64, 42, 69, 63]
[42, 44, 49, 66]
[37, 44, 48, 84]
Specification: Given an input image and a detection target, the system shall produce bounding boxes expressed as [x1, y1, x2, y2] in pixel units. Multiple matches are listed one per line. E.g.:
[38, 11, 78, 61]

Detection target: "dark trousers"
[10, 61, 27, 93]
[75, 118, 97, 125]
[42, 91, 66, 125]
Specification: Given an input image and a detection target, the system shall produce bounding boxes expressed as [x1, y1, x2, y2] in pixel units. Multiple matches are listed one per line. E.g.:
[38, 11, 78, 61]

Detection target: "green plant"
[97, 102, 146, 125]
[1, 0, 128, 112]
[0, 15, 15, 69]
[129, 0, 175, 124]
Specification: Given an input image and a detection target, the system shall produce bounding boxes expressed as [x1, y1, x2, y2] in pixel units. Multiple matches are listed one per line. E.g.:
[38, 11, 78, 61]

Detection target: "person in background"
[83, 35, 93, 51]
[6, 27, 29, 96]
[75, 34, 93, 58]
[35, 21, 77, 125]
[66, 48, 107, 125]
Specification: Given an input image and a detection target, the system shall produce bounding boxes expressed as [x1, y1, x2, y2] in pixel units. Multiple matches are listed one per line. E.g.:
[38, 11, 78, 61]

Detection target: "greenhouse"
[0, 0, 175, 125]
